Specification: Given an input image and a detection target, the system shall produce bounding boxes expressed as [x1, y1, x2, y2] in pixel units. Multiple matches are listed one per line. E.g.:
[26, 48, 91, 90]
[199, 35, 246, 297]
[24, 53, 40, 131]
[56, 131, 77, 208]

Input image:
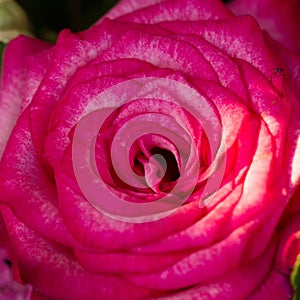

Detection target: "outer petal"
[248, 271, 292, 300]
[0, 36, 51, 158]
[1, 207, 157, 300]
[159, 16, 281, 78]
[99, 0, 233, 22]
[0, 115, 85, 249]
[28, 20, 127, 162]
[160, 240, 278, 300]
[117, 0, 233, 23]
[101, 0, 166, 20]
[265, 36, 300, 100]
[228, 0, 300, 55]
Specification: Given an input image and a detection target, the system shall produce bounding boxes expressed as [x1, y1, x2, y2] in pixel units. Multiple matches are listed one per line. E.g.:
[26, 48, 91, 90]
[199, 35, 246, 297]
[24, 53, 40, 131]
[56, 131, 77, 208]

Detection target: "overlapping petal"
[0, 0, 299, 299]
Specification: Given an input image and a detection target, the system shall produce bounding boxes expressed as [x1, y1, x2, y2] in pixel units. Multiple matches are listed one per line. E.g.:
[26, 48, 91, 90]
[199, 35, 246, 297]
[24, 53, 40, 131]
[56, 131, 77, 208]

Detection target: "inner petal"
[137, 153, 167, 194]
[131, 134, 181, 193]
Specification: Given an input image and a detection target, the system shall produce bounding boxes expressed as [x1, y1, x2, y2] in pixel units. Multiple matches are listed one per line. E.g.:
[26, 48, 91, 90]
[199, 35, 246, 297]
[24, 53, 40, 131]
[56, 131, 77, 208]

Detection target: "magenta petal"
[160, 240, 277, 299]
[100, 29, 218, 80]
[266, 36, 300, 100]
[56, 165, 203, 249]
[118, 0, 233, 23]
[248, 271, 292, 300]
[29, 22, 122, 161]
[0, 36, 51, 158]
[129, 184, 243, 253]
[1, 207, 155, 300]
[125, 221, 261, 289]
[0, 114, 84, 249]
[75, 248, 187, 273]
[159, 16, 280, 77]
[100, 0, 166, 20]
[228, 0, 300, 55]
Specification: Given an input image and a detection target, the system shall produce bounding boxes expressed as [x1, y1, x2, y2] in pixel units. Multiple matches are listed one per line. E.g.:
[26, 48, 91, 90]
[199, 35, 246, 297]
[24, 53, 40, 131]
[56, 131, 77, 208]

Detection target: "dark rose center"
[133, 145, 180, 194]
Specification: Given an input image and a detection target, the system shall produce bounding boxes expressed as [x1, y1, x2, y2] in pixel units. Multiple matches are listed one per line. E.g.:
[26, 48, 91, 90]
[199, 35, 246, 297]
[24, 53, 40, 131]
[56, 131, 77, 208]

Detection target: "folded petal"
[0, 36, 51, 157]
[228, 0, 300, 55]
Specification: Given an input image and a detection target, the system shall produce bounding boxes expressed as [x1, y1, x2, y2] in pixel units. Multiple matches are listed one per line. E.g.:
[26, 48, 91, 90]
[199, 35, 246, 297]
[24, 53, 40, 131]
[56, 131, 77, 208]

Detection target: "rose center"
[133, 147, 180, 193]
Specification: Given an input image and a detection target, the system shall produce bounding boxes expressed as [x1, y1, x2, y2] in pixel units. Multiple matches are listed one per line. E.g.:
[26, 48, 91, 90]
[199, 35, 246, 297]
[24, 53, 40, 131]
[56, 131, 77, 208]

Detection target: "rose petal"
[265, 36, 300, 100]
[1, 207, 157, 300]
[100, 29, 218, 80]
[0, 36, 50, 158]
[124, 227, 277, 290]
[179, 34, 248, 101]
[160, 240, 277, 299]
[101, 0, 166, 20]
[117, 0, 233, 23]
[56, 164, 204, 249]
[159, 16, 280, 77]
[75, 248, 187, 274]
[248, 271, 292, 300]
[228, 0, 300, 55]
[29, 20, 126, 161]
[0, 116, 85, 249]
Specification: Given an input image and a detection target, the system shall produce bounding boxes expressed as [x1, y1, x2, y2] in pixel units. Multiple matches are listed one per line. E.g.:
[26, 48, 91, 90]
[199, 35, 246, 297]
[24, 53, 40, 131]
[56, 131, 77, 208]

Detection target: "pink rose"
[0, 0, 300, 299]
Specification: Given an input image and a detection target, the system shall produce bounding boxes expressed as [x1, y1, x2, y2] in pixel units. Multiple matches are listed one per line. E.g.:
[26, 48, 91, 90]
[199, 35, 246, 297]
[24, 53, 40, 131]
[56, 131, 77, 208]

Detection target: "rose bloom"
[0, 0, 300, 299]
